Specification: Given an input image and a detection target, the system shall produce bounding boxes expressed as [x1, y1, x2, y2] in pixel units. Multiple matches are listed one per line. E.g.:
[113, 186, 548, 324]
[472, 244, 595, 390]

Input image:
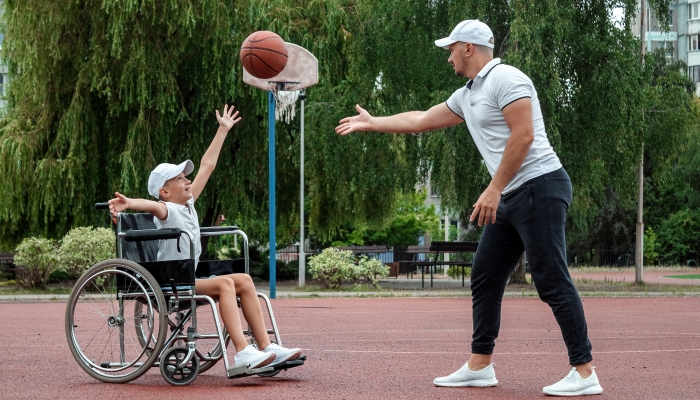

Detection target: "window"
[430, 180, 439, 197]
[689, 65, 700, 83]
[662, 41, 675, 58]
[690, 3, 700, 20]
[690, 34, 700, 51]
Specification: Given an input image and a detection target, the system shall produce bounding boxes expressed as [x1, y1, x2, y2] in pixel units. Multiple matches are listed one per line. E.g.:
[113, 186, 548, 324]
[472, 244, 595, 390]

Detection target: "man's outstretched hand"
[335, 104, 372, 135]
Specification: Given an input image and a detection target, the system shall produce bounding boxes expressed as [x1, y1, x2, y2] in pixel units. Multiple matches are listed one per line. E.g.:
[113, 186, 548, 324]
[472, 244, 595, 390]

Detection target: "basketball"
[240, 31, 289, 80]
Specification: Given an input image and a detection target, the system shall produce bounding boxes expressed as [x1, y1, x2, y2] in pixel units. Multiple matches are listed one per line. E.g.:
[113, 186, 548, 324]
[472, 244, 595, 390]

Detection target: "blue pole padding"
[268, 91, 276, 299]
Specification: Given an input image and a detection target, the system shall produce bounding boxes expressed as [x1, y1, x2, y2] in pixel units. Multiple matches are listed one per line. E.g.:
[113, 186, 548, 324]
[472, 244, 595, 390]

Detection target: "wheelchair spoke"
[67, 259, 168, 383]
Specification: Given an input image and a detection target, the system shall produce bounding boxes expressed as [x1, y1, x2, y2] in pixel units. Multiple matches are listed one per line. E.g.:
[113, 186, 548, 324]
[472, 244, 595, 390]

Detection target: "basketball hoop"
[269, 82, 301, 124]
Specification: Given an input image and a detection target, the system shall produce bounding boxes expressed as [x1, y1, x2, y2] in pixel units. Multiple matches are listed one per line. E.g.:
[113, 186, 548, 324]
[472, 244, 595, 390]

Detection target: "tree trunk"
[509, 252, 528, 284]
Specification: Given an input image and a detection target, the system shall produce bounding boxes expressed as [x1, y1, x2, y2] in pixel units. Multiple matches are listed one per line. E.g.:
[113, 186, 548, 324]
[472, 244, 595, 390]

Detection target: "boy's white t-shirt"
[153, 197, 201, 267]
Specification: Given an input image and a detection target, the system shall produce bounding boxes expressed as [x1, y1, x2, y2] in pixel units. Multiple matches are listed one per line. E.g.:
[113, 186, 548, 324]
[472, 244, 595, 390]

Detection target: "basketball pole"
[268, 90, 277, 299]
[299, 92, 306, 287]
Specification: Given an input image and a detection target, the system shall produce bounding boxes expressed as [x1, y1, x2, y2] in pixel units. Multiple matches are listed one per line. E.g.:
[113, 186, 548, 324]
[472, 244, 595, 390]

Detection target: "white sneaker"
[543, 367, 603, 396]
[433, 362, 498, 387]
[263, 343, 302, 367]
[233, 344, 275, 369]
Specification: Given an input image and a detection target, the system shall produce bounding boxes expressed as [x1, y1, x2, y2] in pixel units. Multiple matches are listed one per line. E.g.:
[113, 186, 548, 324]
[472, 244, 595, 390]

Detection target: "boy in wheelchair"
[108, 104, 301, 370]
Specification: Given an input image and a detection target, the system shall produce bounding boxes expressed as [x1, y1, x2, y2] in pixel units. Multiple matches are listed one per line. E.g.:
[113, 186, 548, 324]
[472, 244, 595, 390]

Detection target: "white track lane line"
[300, 348, 700, 355]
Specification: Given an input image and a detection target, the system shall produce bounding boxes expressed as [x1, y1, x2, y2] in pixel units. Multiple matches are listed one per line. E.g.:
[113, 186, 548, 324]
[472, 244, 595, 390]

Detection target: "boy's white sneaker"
[233, 344, 275, 369]
[433, 362, 498, 387]
[543, 367, 603, 396]
[263, 343, 302, 366]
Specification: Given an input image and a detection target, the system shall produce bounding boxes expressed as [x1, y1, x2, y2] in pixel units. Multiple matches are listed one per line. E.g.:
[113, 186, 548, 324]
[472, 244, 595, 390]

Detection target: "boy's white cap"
[435, 20, 494, 49]
[147, 160, 194, 199]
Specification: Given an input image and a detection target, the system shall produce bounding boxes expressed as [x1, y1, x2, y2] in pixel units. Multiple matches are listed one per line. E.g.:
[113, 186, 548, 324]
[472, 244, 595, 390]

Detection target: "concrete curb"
[3, 291, 700, 302]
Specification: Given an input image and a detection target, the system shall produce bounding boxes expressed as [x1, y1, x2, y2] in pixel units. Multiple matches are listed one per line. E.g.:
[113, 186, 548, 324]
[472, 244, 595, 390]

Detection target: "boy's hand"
[108, 192, 130, 218]
[216, 104, 242, 131]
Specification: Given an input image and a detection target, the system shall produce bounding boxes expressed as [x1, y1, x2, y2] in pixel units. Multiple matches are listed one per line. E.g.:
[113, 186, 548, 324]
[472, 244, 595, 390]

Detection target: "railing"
[274, 244, 643, 267]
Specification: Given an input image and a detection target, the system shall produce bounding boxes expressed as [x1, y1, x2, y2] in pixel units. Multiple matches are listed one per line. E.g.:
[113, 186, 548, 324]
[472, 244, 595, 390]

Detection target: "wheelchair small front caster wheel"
[257, 368, 282, 377]
[159, 346, 199, 386]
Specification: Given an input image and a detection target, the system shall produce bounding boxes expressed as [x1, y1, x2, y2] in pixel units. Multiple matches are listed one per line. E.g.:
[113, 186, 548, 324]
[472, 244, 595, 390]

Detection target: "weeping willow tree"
[0, 0, 695, 251]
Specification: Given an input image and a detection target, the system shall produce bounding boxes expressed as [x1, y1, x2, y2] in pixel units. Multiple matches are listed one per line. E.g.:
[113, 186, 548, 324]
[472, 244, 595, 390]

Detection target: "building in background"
[633, 1, 700, 95]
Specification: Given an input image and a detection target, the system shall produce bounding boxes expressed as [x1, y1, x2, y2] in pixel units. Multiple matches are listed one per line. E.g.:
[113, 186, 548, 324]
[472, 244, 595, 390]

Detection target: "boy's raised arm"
[109, 192, 168, 221]
[191, 104, 241, 201]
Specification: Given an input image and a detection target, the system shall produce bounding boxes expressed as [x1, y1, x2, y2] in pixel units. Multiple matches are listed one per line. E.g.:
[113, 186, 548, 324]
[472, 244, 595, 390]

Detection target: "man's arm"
[108, 192, 168, 220]
[190, 104, 241, 201]
[470, 98, 534, 226]
[335, 103, 463, 135]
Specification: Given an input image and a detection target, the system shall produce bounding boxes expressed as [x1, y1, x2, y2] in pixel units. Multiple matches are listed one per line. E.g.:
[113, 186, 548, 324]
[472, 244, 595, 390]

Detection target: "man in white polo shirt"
[336, 20, 602, 396]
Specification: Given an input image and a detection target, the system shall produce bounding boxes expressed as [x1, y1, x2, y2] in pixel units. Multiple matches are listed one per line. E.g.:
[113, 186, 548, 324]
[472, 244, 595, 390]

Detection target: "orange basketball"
[240, 31, 289, 80]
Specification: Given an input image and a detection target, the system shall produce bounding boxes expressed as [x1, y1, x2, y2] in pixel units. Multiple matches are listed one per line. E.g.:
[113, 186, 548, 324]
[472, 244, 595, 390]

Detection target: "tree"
[0, 0, 694, 259]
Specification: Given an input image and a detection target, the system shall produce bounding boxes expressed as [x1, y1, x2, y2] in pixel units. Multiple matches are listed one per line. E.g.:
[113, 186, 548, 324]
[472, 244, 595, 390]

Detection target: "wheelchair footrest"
[227, 365, 274, 379]
[269, 356, 306, 371]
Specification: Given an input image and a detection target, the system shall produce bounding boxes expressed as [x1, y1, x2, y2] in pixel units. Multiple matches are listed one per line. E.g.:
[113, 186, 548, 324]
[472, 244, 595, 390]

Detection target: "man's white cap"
[435, 19, 494, 49]
[147, 160, 194, 199]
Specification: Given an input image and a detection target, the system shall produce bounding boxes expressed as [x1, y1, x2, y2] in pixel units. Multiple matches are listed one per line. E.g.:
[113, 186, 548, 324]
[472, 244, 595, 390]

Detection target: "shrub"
[58, 227, 115, 279]
[644, 227, 659, 265]
[14, 237, 59, 289]
[657, 209, 700, 264]
[48, 269, 72, 283]
[354, 256, 389, 288]
[308, 248, 355, 289]
[447, 265, 471, 280]
[216, 245, 241, 260]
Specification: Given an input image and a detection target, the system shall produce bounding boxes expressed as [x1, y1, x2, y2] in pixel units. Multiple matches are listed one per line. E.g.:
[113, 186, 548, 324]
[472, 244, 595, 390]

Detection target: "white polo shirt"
[153, 197, 202, 267]
[445, 58, 562, 194]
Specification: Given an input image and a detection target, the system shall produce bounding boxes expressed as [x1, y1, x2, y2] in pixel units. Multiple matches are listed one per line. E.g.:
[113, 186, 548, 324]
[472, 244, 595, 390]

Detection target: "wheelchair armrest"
[123, 228, 182, 242]
[95, 202, 110, 210]
[200, 226, 240, 235]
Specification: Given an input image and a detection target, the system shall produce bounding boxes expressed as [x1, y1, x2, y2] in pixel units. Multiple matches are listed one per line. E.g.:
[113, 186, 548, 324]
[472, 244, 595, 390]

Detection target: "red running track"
[2, 297, 699, 399]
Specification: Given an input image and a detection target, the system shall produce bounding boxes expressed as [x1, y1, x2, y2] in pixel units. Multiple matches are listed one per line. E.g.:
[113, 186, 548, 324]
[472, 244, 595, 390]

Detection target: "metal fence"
[567, 244, 636, 266]
[276, 244, 641, 267]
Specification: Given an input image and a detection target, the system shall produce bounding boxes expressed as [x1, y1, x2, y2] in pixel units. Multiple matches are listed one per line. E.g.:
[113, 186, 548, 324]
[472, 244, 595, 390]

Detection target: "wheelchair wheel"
[160, 346, 199, 386]
[65, 259, 168, 383]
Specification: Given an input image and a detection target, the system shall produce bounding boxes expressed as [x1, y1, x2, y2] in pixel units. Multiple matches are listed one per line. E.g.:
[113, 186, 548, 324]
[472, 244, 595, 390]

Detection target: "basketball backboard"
[243, 43, 318, 91]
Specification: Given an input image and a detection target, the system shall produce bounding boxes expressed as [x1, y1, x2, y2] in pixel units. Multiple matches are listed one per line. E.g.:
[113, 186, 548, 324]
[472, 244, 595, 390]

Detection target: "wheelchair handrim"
[69, 267, 156, 374]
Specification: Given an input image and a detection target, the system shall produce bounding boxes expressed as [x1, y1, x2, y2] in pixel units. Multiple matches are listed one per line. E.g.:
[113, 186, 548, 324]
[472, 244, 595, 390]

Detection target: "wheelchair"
[64, 203, 305, 385]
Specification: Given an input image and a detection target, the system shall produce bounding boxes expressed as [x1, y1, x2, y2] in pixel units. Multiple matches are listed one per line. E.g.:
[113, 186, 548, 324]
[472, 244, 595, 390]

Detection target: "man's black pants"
[470, 167, 592, 365]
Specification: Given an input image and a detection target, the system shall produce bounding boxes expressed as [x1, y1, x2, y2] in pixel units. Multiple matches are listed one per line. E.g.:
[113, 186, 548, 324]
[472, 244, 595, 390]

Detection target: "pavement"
[2, 270, 699, 302]
[3, 297, 700, 399]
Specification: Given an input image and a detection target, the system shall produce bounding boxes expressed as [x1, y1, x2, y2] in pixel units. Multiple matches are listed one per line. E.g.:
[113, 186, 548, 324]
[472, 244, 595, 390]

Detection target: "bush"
[216, 245, 241, 260]
[58, 227, 115, 279]
[14, 237, 59, 289]
[48, 269, 72, 283]
[644, 227, 659, 265]
[308, 248, 356, 289]
[447, 265, 471, 280]
[355, 256, 389, 288]
[657, 209, 700, 264]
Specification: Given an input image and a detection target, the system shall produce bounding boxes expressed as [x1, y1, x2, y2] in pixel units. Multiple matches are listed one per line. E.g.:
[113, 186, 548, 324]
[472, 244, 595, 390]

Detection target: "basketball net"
[270, 83, 300, 124]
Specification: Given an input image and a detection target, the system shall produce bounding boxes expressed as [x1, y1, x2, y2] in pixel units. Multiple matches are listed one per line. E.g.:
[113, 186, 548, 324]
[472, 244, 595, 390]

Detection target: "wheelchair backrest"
[119, 213, 160, 263]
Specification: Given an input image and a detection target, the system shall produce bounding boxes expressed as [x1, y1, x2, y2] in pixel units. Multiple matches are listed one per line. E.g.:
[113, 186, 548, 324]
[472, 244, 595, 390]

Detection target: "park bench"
[0, 253, 14, 263]
[398, 241, 479, 288]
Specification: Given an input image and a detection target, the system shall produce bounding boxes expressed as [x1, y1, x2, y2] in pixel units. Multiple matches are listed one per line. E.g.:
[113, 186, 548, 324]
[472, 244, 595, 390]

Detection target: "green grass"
[567, 265, 695, 273]
[663, 274, 700, 280]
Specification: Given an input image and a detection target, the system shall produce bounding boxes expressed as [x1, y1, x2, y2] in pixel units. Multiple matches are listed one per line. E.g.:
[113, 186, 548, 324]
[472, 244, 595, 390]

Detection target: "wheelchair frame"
[65, 203, 304, 386]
